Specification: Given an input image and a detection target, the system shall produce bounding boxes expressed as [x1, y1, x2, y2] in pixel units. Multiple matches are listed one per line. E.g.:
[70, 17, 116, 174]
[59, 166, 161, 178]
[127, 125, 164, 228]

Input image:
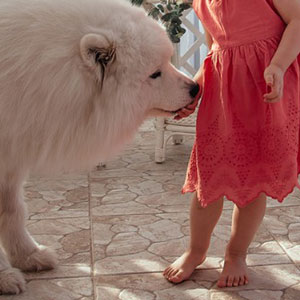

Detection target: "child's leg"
[217, 193, 267, 288]
[163, 194, 224, 283]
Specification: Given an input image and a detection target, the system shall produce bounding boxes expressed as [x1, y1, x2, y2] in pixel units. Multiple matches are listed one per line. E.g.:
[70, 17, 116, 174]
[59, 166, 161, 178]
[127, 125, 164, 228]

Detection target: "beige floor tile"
[264, 206, 300, 264]
[95, 273, 211, 300]
[25, 175, 89, 219]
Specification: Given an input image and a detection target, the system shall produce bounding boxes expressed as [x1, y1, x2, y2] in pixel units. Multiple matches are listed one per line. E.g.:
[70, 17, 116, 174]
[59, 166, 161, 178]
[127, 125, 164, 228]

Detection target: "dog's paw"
[0, 268, 26, 295]
[13, 246, 58, 272]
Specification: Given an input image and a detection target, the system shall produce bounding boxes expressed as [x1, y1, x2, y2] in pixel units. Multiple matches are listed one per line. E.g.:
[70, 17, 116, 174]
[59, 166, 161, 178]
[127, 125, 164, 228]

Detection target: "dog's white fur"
[0, 0, 198, 294]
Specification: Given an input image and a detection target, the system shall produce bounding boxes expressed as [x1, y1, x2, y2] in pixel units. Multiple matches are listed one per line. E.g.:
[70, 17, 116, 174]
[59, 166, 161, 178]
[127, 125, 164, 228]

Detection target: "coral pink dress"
[182, 0, 300, 207]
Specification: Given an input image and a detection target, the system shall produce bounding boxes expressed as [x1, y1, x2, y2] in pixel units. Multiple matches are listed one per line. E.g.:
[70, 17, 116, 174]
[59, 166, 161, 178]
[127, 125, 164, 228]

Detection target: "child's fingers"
[264, 89, 280, 102]
[174, 111, 186, 120]
[263, 72, 275, 98]
[173, 93, 201, 120]
[263, 65, 284, 103]
[187, 98, 199, 110]
[179, 108, 193, 116]
[264, 74, 282, 103]
[264, 73, 274, 86]
[174, 114, 184, 120]
[264, 86, 278, 101]
[174, 108, 193, 120]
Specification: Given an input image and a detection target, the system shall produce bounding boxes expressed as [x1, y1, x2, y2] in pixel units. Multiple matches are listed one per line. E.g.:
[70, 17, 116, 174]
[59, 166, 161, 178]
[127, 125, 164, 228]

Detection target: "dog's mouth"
[147, 108, 182, 118]
[148, 98, 195, 118]
[160, 108, 182, 114]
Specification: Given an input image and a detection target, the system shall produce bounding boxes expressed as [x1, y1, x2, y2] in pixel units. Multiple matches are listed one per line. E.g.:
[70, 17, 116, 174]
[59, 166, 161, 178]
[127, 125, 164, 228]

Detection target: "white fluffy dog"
[0, 0, 199, 294]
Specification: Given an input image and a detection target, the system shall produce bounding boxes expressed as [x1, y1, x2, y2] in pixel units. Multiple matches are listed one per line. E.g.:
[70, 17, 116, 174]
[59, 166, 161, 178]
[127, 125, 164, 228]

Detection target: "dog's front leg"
[0, 177, 57, 275]
[0, 246, 25, 294]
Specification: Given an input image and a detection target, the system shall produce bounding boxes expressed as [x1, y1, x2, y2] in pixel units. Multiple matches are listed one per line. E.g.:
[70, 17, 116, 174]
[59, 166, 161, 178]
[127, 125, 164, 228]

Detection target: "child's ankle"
[225, 247, 247, 260]
[188, 247, 207, 257]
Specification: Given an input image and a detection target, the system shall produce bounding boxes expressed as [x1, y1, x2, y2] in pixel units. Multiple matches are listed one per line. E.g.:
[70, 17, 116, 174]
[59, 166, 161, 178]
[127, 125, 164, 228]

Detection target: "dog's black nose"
[189, 84, 200, 98]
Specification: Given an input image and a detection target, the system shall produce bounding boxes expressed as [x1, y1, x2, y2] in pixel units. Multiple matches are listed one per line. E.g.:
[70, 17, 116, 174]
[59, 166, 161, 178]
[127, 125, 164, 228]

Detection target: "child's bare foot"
[163, 250, 206, 283]
[217, 253, 249, 288]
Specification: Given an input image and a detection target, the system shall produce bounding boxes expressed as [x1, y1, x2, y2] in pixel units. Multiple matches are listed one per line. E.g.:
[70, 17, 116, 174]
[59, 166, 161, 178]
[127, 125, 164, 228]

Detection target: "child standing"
[164, 0, 300, 288]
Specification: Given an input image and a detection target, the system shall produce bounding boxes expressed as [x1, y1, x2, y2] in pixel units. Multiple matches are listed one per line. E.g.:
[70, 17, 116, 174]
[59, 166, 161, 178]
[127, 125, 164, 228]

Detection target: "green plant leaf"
[166, 3, 173, 11]
[171, 16, 182, 25]
[161, 12, 176, 22]
[178, 26, 186, 34]
[149, 7, 160, 20]
[179, 3, 191, 10]
[130, 0, 191, 43]
[171, 35, 180, 43]
[131, 0, 144, 6]
[157, 4, 165, 13]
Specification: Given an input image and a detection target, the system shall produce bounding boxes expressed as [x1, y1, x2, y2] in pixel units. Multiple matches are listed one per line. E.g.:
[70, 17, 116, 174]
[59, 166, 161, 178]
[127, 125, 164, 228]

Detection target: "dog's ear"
[80, 33, 116, 85]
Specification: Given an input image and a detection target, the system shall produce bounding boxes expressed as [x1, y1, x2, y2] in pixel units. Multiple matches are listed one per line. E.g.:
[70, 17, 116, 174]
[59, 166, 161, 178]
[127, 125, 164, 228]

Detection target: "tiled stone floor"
[2, 120, 300, 299]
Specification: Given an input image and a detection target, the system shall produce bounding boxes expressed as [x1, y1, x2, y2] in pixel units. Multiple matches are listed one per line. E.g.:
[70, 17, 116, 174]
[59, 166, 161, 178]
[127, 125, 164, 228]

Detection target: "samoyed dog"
[0, 0, 199, 294]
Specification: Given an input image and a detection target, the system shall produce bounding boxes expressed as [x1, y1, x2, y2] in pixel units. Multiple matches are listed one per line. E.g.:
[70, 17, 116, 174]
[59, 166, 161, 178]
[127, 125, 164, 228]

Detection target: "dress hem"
[181, 179, 300, 208]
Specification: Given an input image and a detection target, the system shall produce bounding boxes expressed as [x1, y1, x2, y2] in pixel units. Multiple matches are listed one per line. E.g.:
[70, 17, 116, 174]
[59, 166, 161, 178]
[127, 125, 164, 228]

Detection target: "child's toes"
[233, 277, 240, 287]
[238, 276, 245, 286]
[165, 268, 178, 280]
[238, 276, 245, 285]
[170, 269, 179, 278]
[163, 267, 171, 277]
[226, 275, 234, 287]
[163, 268, 174, 279]
[217, 275, 227, 288]
[170, 271, 185, 283]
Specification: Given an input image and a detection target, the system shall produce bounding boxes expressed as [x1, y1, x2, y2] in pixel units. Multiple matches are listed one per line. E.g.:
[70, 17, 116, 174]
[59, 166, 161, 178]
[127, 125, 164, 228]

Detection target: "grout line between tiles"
[88, 172, 97, 300]
[262, 223, 298, 267]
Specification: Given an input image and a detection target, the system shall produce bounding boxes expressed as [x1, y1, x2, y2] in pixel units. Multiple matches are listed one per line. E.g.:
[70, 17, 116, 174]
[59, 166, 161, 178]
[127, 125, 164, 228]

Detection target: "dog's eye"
[150, 71, 161, 79]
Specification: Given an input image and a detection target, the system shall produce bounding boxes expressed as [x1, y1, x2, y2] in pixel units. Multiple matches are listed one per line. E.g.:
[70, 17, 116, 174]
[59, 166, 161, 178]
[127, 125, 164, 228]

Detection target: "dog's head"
[79, 1, 199, 119]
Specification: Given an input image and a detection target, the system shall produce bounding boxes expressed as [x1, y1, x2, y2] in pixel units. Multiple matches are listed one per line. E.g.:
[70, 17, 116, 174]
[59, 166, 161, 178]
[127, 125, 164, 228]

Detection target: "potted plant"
[131, 0, 192, 43]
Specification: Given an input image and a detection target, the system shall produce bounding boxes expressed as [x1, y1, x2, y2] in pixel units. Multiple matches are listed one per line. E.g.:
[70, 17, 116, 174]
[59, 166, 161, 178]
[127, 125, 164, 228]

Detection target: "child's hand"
[174, 90, 201, 121]
[174, 98, 199, 120]
[263, 64, 284, 103]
